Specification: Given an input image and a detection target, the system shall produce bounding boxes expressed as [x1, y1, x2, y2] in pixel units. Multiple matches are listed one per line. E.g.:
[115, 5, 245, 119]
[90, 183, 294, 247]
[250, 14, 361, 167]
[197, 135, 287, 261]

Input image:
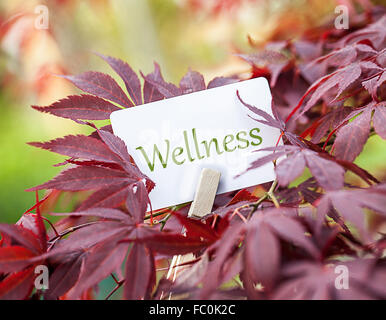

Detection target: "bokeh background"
[1, 0, 385, 225]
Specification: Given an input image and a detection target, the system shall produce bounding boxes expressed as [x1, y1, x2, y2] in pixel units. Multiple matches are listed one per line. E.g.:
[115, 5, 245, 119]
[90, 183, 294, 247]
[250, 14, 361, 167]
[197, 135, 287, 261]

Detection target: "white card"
[110, 77, 281, 210]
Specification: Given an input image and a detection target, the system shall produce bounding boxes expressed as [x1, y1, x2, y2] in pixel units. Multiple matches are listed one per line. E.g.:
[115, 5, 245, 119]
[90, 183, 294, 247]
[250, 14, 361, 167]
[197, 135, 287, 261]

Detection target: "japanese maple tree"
[0, 2, 385, 300]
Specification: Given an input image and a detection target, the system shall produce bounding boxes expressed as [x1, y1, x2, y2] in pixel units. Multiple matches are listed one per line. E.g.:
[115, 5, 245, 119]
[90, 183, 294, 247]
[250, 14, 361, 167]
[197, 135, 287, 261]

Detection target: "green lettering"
[183, 130, 195, 162]
[172, 147, 185, 165]
[249, 128, 263, 146]
[236, 131, 249, 149]
[223, 134, 236, 152]
[192, 128, 204, 160]
[135, 140, 170, 172]
[201, 138, 224, 157]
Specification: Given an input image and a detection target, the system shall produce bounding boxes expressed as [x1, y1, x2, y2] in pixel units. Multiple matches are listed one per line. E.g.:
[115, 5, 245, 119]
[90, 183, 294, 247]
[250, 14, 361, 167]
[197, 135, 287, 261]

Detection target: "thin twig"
[160, 213, 172, 231]
[41, 216, 59, 237]
[246, 193, 268, 220]
[111, 273, 120, 285]
[47, 221, 98, 250]
[105, 280, 124, 300]
[246, 179, 278, 219]
[267, 180, 280, 208]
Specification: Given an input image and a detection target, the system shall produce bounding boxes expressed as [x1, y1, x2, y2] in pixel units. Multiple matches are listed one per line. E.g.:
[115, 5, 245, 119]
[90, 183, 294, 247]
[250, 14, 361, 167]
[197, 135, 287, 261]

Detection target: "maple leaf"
[0, 246, 35, 274]
[59, 72, 133, 108]
[277, 178, 320, 204]
[76, 182, 132, 211]
[32, 56, 173, 127]
[198, 222, 246, 299]
[67, 236, 130, 299]
[225, 188, 258, 206]
[0, 225, 38, 253]
[50, 208, 132, 222]
[273, 259, 385, 300]
[242, 208, 318, 294]
[362, 68, 386, 101]
[237, 91, 305, 147]
[43, 252, 85, 300]
[333, 101, 386, 162]
[124, 243, 155, 300]
[317, 184, 386, 240]
[141, 63, 182, 98]
[338, 15, 386, 50]
[125, 182, 150, 223]
[142, 63, 165, 103]
[49, 221, 132, 256]
[238, 44, 291, 86]
[198, 207, 318, 299]
[243, 220, 280, 292]
[95, 53, 143, 105]
[144, 65, 236, 99]
[44, 201, 219, 298]
[207, 76, 238, 89]
[306, 42, 376, 69]
[34, 206, 138, 299]
[139, 233, 210, 256]
[306, 107, 352, 143]
[172, 212, 225, 243]
[0, 207, 48, 299]
[27, 130, 154, 212]
[333, 107, 372, 162]
[240, 145, 346, 190]
[372, 102, 386, 138]
[0, 267, 36, 300]
[288, 60, 382, 121]
[28, 134, 123, 164]
[26, 166, 132, 191]
[179, 69, 206, 94]
[32, 95, 121, 122]
[293, 40, 326, 83]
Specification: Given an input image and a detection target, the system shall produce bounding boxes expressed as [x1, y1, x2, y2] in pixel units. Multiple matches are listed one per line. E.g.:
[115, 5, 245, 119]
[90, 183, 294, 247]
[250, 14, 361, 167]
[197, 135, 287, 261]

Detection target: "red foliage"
[0, 6, 385, 300]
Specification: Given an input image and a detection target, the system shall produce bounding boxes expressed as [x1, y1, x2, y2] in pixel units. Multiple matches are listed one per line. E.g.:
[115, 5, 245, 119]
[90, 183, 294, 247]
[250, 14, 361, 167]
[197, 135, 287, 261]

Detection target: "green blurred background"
[0, 0, 385, 224]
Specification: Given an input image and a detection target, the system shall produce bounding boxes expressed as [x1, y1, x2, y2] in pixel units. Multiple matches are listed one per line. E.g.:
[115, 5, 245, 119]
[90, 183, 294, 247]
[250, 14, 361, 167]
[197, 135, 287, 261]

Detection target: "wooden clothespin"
[188, 168, 221, 218]
[163, 168, 221, 299]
